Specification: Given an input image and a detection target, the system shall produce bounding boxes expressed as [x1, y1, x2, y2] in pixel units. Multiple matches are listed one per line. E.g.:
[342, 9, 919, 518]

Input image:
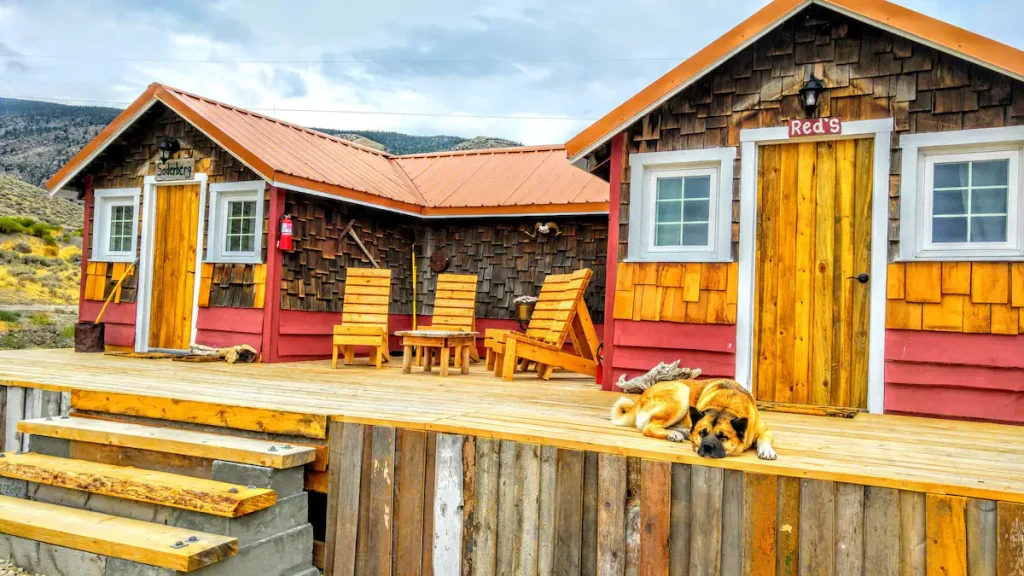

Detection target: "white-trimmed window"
[206, 181, 266, 263]
[628, 148, 735, 262]
[92, 188, 141, 262]
[900, 127, 1024, 261]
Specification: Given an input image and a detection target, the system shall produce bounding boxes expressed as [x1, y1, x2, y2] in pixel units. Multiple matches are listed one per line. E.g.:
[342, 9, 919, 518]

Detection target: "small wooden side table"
[395, 330, 479, 376]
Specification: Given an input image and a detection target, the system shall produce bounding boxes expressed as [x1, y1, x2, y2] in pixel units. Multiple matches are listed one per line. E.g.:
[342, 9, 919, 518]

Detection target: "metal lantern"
[158, 138, 180, 162]
[800, 74, 825, 116]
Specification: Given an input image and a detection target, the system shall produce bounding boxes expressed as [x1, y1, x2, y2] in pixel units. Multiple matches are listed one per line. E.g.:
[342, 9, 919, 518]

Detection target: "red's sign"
[788, 117, 842, 138]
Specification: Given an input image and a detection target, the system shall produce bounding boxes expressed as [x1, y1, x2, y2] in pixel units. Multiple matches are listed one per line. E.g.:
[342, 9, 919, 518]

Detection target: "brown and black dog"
[610, 378, 777, 460]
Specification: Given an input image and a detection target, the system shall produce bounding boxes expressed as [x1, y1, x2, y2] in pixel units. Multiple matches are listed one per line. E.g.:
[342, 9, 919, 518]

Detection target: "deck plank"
[0, 350, 1021, 503]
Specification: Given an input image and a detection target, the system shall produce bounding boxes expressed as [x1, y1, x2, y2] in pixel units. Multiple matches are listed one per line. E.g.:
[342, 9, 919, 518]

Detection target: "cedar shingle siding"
[609, 5, 1024, 261]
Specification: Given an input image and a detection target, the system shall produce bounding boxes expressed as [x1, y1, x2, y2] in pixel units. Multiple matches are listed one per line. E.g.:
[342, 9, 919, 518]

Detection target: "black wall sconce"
[158, 137, 180, 162]
[799, 74, 825, 117]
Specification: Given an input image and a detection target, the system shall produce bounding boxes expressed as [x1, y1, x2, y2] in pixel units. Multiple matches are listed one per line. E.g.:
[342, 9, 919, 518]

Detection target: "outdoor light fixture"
[800, 74, 825, 116]
[157, 138, 180, 163]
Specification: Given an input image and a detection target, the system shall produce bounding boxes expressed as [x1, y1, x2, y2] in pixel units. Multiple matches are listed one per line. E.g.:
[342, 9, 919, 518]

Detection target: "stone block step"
[0, 495, 236, 572]
[0, 452, 276, 517]
[17, 417, 315, 469]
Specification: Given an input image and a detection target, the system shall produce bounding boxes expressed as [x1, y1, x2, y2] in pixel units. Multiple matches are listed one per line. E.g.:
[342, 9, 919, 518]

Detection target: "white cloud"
[0, 0, 1021, 145]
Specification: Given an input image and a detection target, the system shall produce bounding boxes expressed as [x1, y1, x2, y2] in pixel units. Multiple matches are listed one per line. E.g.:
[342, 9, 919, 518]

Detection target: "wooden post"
[601, 134, 625, 389]
[260, 185, 285, 362]
[78, 175, 93, 314]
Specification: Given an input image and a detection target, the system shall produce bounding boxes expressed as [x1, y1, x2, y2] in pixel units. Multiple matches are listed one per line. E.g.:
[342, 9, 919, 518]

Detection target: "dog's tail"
[610, 396, 638, 427]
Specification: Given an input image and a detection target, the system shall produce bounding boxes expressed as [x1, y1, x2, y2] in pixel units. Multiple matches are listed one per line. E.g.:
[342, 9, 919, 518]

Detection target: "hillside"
[0, 97, 522, 186]
[0, 175, 84, 229]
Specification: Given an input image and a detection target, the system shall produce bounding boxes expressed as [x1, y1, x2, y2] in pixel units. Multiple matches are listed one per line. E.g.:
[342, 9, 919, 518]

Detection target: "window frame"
[91, 187, 141, 263]
[900, 127, 1024, 261]
[205, 181, 266, 264]
[627, 148, 736, 263]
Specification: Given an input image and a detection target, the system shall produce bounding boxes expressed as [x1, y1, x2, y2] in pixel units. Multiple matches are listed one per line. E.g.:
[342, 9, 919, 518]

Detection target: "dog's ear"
[688, 406, 705, 426]
[731, 417, 748, 442]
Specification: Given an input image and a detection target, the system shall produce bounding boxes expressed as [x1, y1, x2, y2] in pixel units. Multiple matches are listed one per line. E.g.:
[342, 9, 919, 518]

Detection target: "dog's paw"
[666, 430, 686, 443]
[757, 443, 778, 460]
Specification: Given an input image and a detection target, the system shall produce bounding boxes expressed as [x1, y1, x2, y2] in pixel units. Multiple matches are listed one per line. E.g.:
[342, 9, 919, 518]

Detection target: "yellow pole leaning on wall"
[411, 247, 417, 330]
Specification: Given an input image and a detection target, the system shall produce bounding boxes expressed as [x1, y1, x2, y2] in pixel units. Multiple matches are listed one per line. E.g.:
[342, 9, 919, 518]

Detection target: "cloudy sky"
[1, 0, 1021, 144]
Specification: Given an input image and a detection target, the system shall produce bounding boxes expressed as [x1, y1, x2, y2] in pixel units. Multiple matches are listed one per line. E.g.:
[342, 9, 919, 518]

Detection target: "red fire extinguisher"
[277, 214, 293, 251]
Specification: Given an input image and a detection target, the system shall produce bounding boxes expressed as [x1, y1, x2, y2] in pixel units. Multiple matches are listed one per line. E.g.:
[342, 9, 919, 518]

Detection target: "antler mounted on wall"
[523, 221, 561, 240]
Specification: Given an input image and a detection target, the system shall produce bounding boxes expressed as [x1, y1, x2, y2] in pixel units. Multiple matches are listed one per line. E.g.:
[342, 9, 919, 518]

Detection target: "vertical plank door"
[148, 184, 201, 351]
[753, 139, 873, 409]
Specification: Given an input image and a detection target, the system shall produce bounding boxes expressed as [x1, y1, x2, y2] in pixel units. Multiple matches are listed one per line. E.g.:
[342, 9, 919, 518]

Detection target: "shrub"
[29, 222, 58, 238]
[68, 253, 82, 264]
[0, 311, 20, 323]
[12, 242, 31, 254]
[43, 244, 59, 257]
[0, 250, 17, 264]
[13, 217, 35, 228]
[0, 217, 27, 235]
[28, 313, 53, 327]
[41, 234, 58, 247]
[72, 227, 83, 237]
[60, 324, 75, 339]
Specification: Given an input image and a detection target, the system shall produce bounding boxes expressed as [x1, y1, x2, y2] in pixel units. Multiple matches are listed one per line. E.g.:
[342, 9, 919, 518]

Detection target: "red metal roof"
[47, 84, 607, 217]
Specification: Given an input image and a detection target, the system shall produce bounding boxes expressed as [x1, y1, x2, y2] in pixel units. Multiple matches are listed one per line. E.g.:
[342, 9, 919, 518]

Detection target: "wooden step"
[0, 452, 276, 517]
[0, 495, 236, 572]
[17, 417, 315, 469]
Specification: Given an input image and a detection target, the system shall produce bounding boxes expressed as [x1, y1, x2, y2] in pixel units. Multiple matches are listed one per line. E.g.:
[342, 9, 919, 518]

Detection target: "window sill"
[898, 253, 1024, 262]
[625, 253, 734, 264]
[203, 256, 264, 265]
[90, 255, 136, 263]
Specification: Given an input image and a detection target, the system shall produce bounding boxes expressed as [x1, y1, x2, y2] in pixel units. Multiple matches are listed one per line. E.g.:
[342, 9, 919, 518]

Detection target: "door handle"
[847, 273, 870, 284]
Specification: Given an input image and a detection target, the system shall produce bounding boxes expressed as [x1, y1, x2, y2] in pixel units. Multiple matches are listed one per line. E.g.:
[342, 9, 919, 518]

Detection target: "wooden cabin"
[47, 84, 609, 362]
[567, 0, 1024, 424]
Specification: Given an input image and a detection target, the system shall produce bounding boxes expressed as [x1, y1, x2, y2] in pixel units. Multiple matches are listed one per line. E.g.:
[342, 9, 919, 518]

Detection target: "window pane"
[240, 236, 254, 252]
[655, 224, 681, 247]
[933, 217, 968, 243]
[656, 200, 682, 224]
[656, 178, 683, 201]
[242, 201, 255, 217]
[972, 160, 1009, 187]
[934, 162, 969, 188]
[971, 188, 1008, 214]
[682, 223, 709, 246]
[684, 176, 711, 199]
[933, 190, 968, 215]
[229, 201, 244, 218]
[971, 216, 1007, 242]
[683, 199, 710, 222]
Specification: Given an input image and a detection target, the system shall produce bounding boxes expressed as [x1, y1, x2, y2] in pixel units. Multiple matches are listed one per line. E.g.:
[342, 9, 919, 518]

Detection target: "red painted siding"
[79, 300, 136, 348]
[609, 321, 736, 387]
[194, 307, 264, 352]
[884, 330, 1024, 423]
[261, 186, 286, 362]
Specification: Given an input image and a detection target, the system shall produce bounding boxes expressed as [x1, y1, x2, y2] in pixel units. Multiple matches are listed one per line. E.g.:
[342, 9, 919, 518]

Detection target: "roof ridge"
[396, 144, 564, 159]
[158, 84, 396, 158]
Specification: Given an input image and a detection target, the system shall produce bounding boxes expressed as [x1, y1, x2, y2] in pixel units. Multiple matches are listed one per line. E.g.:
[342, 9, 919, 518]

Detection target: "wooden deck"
[0, 349, 1021, 503]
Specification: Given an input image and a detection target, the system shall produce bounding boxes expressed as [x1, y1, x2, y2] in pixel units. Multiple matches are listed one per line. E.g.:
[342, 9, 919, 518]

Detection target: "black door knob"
[848, 273, 870, 284]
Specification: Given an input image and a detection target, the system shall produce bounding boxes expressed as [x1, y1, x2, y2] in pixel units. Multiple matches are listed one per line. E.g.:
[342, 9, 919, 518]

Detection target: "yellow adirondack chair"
[332, 268, 392, 369]
[416, 273, 480, 366]
[488, 269, 600, 381]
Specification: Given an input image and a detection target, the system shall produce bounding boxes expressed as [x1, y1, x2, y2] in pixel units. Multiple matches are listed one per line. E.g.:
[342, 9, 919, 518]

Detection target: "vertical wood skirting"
[554, 449, 585, 576]
[689, 465, 723, 576]
[369, 427, 396, 576]
[518, 443, 542, 576]
[669, 464, 692, 576]
[639, 460, 671, 576]
[625, 457, 642, 576]
[776, 476, 801, 576]
[720, 470, 744, 576]
[538, 445, 558, 576]
[460, 437, 476, 576]
[434, 434, 465, 576]
[742, 473, 777, 576]
[927, 494, 968, 576]
[900, 491, 927, 576]
[798, 479, 835, 576]
[472, 438, 499, 576]
[996, 501, 1024, 576]
[4, 387, 25, 452]
[597, 454, 626, 576]
[496, 440, 520, 575]
[394, 430, 427, 576]
[835, 483, 865, 576]
[325, 423, 365, 576]
[423, 432, 438, 576]
[581, 452, 599, 576]
[965, 499, 996, 576]
[863, 486, 901, 576]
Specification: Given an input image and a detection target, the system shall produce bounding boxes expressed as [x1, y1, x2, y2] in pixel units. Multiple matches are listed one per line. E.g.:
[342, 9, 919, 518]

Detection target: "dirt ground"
[0, 307, 76, 350]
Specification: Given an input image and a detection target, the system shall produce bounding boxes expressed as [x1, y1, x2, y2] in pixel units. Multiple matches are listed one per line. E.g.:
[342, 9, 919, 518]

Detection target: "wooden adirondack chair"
[416, 273, 480, 366]
[489, 269, 600, 381]
[332, 268, 393, 369]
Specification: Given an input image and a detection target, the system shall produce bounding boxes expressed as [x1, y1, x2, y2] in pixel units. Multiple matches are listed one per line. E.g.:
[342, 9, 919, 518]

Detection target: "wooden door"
[148, 184, 201, 350]
[753, 139, 873, 409]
